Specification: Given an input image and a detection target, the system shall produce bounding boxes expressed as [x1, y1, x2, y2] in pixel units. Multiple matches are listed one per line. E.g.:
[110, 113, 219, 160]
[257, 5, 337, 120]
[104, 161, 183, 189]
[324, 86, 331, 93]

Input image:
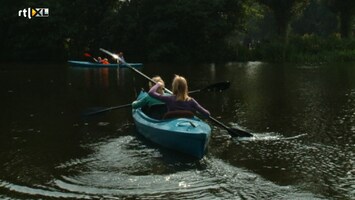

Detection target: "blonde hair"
[172, 75, 190, 101]
[149, 76, 165, 94]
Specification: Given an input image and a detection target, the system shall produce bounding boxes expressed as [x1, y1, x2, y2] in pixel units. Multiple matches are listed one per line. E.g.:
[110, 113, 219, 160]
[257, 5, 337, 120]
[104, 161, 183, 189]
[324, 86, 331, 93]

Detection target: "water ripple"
[0, 180, 93, 199]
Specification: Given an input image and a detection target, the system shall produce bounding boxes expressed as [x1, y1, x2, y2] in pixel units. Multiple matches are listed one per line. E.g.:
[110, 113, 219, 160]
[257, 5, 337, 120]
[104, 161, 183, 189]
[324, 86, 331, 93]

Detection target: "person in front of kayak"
[148, 75, 210, 118]
[132, 76, 168, 119]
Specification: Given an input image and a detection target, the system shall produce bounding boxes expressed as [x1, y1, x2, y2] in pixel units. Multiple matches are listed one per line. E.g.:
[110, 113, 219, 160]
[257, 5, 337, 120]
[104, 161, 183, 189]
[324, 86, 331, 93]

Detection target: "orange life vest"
[100, 60, 110, 65]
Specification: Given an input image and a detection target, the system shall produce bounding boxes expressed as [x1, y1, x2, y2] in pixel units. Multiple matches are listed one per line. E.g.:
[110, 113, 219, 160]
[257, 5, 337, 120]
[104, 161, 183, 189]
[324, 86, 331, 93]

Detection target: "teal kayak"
[132, 92, 211, 159]
[68, 60, 143, 68]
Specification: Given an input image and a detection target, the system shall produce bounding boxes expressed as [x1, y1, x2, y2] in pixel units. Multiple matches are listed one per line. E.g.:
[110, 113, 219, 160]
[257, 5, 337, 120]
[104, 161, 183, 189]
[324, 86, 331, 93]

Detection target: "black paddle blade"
[228, 127, 253, 137]
[208, 116, 253, 138]
[202, 81, 230, 92]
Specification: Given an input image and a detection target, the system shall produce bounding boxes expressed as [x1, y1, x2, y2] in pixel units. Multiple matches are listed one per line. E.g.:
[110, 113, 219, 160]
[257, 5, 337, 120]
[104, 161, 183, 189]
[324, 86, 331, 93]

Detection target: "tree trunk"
[275, 15, 290, 61]
[339, 11, 353, 38]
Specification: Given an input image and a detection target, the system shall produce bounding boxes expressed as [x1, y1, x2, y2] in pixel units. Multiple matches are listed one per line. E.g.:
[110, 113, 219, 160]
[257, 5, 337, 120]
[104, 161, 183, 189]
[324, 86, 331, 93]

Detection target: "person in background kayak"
[148, 75, 210, 118]
[132, 76, 167, 119]
[94, 57, 109, 64]
[100, 58, 110, 64]
[118, 52, 125, 64]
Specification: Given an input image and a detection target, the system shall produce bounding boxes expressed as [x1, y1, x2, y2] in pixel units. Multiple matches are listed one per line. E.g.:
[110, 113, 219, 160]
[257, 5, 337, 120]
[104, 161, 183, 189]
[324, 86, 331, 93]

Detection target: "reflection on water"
[0, 62, 354, 199]
[83, 68, 110, 88]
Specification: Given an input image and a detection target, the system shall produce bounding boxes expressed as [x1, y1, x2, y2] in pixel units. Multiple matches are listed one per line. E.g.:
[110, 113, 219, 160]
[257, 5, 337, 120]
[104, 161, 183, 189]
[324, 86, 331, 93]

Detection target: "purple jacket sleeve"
[148, 83, 172, 102]
[190, 98, 210, 117]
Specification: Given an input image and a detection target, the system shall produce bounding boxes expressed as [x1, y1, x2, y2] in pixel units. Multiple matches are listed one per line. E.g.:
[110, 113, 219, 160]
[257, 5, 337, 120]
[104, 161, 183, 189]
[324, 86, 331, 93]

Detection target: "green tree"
[0, 0, 123, 61]
[119, 0, 249, 62]
[292, 0, 337, 36]
[325, 0, 355, 38]
[257, 0, 310, 43]
[0, 0, 72, 61]
[63, 0, 123, 58]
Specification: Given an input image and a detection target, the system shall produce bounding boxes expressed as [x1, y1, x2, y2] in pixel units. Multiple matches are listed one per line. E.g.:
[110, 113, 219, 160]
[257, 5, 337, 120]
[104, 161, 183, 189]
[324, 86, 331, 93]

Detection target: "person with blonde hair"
[132, 76, 167, 119]
[132, 76, 165, 108]
[148, 75, 210, 118]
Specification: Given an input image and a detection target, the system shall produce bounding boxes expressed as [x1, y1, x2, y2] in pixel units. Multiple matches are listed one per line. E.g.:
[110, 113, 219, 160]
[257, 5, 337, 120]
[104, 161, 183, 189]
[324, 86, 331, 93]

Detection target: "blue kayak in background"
[132, 92, 211, 159]
[68, 60, 143, 68]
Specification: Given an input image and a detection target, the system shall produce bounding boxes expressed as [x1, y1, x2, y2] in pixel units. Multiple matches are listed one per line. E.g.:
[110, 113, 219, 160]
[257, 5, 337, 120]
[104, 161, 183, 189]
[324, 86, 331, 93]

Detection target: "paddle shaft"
[189, 81, 230, 94]
[209, 116, 231, 130]
[85, 103, 132, 116]
[100, 48, 173, 94]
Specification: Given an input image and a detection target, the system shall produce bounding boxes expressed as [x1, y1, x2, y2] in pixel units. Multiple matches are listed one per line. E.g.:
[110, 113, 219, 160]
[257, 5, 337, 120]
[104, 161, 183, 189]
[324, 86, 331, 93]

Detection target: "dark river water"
[0, 62, 354, 199]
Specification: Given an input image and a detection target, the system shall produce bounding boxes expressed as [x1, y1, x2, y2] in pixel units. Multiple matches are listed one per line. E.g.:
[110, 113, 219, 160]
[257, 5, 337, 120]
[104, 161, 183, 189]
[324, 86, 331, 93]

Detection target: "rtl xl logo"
[18, 8, 49, 19]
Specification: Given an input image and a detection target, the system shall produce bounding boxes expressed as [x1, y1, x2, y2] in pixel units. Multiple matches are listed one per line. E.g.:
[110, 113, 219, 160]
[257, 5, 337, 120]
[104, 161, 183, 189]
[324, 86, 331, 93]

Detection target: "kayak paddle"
[189, 81, 231, 94]
[83, 103, 132, 117]
[84, 53, 98, 62]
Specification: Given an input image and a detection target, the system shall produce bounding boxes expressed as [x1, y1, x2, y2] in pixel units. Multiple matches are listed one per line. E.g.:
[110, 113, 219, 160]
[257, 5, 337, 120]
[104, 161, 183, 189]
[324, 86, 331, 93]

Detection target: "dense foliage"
[325, 0, 355, 38]
[0, 0, 354, 63]
[256, 0, 310, 43]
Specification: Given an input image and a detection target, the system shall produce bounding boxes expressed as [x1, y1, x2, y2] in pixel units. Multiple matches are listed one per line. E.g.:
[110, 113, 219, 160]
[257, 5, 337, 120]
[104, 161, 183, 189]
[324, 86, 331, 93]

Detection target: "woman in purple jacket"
[149, 75, 210, 118]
